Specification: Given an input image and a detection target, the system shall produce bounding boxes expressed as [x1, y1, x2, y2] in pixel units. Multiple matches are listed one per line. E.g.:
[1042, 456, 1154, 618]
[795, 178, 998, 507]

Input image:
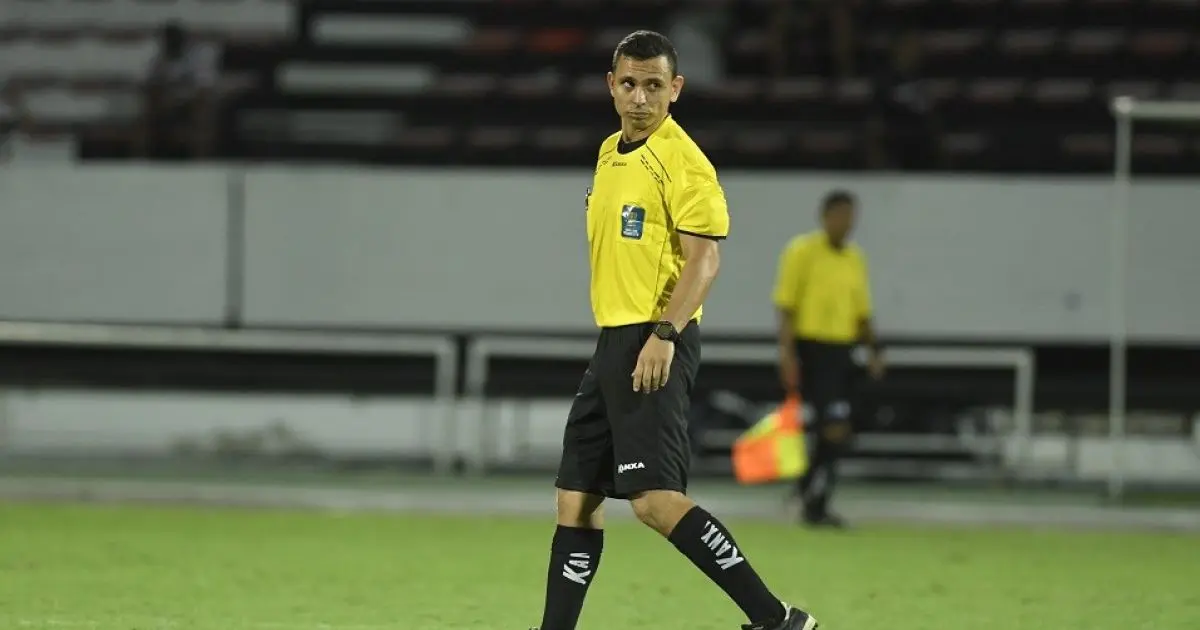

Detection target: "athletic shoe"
[741, 603, 819, 630]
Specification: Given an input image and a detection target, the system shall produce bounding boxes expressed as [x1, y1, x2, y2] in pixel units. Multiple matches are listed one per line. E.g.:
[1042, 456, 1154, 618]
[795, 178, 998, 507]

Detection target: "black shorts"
[796, 339, 856, 427]
[555, 322, 701, 499]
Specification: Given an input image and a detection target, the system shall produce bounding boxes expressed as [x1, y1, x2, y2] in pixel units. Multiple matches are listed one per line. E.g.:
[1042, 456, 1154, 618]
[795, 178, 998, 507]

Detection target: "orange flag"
[731, 393, 808, 485]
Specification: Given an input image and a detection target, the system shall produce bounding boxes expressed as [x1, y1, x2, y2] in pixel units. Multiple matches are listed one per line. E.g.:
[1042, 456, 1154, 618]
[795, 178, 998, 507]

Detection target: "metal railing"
[6, 318, 1196, 491]
[463, 336, 1036, 478]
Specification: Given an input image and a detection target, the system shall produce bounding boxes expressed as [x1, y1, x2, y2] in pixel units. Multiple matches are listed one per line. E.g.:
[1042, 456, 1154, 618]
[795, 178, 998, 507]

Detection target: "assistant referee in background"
[772, 190, 884, 529]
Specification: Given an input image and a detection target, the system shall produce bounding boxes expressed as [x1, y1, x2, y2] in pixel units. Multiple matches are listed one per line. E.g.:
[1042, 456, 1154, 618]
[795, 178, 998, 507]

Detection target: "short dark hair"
[612, 30, 678, 77]
[821, 189, 856, 214]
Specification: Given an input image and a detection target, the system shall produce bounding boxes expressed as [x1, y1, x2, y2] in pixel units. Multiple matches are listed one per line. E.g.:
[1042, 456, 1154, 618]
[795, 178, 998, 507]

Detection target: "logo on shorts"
[617, 462, 645, 474]
[620, 205, 645, 240]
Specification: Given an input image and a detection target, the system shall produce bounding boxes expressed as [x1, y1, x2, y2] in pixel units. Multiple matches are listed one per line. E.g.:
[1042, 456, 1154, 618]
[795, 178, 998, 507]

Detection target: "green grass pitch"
[1, 502, 1196, 630]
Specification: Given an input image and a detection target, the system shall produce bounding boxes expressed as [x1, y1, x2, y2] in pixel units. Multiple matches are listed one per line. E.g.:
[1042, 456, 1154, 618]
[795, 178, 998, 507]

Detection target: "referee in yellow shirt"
[531, 30, 818, 630]
[773, 190, 884, 529]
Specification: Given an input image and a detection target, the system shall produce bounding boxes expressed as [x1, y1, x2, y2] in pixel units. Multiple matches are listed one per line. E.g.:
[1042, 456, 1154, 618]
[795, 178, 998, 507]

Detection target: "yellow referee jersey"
[585, 116, 730, 328]
[772, 230, 872, 343]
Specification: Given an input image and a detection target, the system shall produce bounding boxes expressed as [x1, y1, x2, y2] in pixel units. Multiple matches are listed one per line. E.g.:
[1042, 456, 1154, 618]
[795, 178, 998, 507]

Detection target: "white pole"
[1108, 96, 1133, 502]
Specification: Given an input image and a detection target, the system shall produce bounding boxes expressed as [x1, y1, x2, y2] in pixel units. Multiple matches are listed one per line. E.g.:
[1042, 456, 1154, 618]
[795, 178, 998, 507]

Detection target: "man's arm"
[777, 308, 800, 393]
[660, 155, 729, 331]
[859, 316, 885, 379]
[633, 232, 720, 393]
[661, 234, 721, 332]
[772, 239, 806, 392]
[855, 253, 884, 378]
[859, 317, 879, 351]
[634, 155, 728, 393]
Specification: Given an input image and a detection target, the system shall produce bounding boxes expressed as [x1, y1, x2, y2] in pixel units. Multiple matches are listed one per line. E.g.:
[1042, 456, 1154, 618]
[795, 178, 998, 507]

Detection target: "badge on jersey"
[620, 204, 645, 240]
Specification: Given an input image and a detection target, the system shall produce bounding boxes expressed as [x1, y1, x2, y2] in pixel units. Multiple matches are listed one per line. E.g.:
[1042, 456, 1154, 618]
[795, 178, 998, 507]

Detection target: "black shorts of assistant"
[555, 321, 701, 500]
[795, 338, 856, 427]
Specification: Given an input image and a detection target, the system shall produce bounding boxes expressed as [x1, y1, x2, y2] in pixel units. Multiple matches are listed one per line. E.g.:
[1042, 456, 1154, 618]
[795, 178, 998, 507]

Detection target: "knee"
[629, 490, 695, 537]
[556, 489, 605, 528]
[821, 420, 852, 445]
[820, 400, 853, 446]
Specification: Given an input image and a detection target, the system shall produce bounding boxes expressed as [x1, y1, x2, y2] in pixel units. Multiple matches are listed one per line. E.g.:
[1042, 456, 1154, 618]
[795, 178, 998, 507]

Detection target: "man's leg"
[630, 490, 803, 628]
[810, 343, 856, 524]
[538, 362, 612, 630]
[612, 326, 815, 629]
[538, 490, 605, 630]
[797, 433, 831, 516]
[795, 343, 853, 525]
[800, 422, 850, 524]
[794, 340, 828, 514]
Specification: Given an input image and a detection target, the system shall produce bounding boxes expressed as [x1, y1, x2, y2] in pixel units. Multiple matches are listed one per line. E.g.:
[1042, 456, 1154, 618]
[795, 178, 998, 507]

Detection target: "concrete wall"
[3, 164, 1198, 340]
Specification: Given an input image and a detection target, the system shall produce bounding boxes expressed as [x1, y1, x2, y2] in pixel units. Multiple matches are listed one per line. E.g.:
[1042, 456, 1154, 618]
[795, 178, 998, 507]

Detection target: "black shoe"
[802, 511, 849, 529]
[742, 603, 819, 630]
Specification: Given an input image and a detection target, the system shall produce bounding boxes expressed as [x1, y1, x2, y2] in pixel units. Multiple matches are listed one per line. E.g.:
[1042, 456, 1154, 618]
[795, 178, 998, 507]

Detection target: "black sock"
[668, 506, 783, 625]
[807, 434, 845, 517]
[800, 443, 833, 517]
[539, 525, 604, 630]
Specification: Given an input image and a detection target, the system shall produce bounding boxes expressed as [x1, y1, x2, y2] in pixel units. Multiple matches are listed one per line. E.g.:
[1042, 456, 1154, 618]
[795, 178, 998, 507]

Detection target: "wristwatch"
[651, 320, 679, 343]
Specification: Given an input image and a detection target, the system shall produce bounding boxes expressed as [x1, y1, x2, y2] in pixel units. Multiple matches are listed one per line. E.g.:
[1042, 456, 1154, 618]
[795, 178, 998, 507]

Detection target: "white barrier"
[0, 321, 461, 473]
[6, 165, 1200, 340]
[462, 337, 1036, 476]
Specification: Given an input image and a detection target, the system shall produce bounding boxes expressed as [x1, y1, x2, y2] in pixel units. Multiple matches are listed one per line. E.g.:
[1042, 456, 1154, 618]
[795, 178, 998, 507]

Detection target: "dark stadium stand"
[2, 0, 1199, 170]
[223, 0, 1200, 172]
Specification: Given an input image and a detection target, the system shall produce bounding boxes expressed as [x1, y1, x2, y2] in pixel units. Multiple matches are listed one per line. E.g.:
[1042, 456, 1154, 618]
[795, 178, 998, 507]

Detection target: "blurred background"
[2, 0, 1200, 528]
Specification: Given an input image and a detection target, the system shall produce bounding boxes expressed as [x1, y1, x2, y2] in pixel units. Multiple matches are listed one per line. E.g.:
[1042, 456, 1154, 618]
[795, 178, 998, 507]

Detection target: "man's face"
[823, 202, 856, 243]
[607, 55, 683, 133]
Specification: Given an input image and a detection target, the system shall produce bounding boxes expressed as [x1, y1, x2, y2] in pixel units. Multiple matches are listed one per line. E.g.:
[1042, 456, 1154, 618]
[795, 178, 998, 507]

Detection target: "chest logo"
[620, 205, 645, 240]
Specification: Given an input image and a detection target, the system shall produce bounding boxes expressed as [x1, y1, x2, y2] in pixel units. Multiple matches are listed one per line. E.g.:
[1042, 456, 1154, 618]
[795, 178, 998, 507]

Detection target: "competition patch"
[620, 205, 645, 239]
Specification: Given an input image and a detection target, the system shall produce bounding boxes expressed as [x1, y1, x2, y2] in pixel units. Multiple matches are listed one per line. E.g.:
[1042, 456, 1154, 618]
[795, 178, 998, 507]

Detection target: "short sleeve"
[668, 157, 730, 239]
[854, 251, 873, 318]
[772, 239, 810, 311]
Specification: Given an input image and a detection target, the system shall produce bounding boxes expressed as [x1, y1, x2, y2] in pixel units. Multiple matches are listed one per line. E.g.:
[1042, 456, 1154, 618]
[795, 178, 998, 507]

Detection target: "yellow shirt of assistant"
[585, 116, 730, 328]
[772, 230, 872, 343]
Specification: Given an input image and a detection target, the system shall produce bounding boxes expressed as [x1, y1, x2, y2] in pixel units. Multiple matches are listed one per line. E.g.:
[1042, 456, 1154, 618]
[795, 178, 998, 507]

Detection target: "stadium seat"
[3, 0, 1198, 172]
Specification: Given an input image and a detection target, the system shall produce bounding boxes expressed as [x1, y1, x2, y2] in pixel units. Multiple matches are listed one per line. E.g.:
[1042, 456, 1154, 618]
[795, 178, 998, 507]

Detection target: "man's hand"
[867, 350, 886, 380]
[632, 336, 675, 393]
